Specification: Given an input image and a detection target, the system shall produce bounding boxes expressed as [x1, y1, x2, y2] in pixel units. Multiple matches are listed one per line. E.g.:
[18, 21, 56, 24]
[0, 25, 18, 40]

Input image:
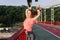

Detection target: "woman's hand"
[37, 10, 40, 15]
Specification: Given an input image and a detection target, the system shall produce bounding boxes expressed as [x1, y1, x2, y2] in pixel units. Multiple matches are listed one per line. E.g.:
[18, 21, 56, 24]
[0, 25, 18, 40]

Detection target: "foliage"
[46, 7, 60, 22]
[0, 5, 27, 27]
[0, 5, 60, 27]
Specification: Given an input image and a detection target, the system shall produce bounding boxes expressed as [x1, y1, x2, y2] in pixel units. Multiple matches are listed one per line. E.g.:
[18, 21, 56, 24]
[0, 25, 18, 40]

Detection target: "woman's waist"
[24, 27, 32, 31]
[24, 26, 32, 29]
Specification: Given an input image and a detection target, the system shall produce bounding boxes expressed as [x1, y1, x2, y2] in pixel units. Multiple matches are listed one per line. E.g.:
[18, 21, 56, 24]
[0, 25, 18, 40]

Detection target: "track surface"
[8, 24, 60, 40]
[33, 24, 60, 40]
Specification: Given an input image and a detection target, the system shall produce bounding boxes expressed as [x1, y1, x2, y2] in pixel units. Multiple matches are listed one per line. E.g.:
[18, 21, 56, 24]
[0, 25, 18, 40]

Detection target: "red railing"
[40, 21, 60, 26]
[8, 27, 26, 40]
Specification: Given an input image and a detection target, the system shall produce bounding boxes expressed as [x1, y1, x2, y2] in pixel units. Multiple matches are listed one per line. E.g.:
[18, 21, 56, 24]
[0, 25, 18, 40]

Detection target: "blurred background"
[0, 0, 60, 40]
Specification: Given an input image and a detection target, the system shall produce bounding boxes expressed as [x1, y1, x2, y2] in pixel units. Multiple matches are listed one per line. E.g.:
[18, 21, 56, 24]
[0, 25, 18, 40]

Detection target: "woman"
[23, 7, 41, 40]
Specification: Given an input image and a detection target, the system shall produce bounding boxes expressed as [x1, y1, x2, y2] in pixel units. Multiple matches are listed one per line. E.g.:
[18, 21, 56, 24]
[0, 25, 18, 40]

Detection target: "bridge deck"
[38, 23, 60, 38]
[0, 24, 60, 40]
[33, 24, 60, 40]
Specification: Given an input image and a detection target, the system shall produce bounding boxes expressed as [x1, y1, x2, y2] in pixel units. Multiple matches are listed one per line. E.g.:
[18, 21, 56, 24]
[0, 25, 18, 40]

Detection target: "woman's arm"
[25, 9, 28, 17]
[33, 10, 40, 20]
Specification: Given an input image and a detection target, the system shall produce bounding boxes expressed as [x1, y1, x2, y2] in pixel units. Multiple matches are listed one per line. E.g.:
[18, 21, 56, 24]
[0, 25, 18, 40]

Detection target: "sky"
[0, 0, 60, 8]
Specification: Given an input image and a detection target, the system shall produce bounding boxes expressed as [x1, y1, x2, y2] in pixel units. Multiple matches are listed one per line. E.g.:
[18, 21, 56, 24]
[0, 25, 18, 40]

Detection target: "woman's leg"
[27, 32, 35, 40]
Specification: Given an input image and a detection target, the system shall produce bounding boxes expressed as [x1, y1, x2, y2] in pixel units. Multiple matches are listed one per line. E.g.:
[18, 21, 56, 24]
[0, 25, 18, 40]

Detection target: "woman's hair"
[28, 9, 37, 18]
[28, 7, 42, 18]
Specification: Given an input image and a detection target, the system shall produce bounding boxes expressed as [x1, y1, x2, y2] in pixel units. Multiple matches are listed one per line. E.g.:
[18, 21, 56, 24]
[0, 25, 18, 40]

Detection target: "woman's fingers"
[37, 10, 40, 14]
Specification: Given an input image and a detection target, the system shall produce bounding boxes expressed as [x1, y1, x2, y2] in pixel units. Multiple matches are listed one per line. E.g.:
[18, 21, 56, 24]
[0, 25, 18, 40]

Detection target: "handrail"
[8, 27, 26, 40]
[40, 22, 60, 26]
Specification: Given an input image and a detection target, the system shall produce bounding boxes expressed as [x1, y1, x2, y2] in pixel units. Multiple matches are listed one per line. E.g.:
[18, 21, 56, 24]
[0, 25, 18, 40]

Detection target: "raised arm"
[33, 9, 40, 20]
[25, 9, 28, 17]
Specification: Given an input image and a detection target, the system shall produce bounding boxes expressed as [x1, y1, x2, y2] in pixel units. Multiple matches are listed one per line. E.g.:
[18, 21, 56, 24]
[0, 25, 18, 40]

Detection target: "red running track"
[38, 23, 60, 38]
